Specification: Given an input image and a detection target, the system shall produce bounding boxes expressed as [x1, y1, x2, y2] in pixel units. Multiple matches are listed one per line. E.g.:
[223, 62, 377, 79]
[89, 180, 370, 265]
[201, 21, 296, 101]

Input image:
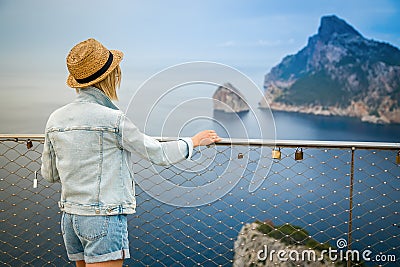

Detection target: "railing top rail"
[0, 134, 399, 150]
[0, 134, 45, 139]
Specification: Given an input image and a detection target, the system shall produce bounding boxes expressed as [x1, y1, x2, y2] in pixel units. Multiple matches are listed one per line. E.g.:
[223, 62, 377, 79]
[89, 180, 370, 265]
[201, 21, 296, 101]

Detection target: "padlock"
[26, 139, 33, 149]
[396, 151, 400, 164]
[295, 148, 303, 160]
[272, 147, 281, 160]
[237, 153, 244, 159]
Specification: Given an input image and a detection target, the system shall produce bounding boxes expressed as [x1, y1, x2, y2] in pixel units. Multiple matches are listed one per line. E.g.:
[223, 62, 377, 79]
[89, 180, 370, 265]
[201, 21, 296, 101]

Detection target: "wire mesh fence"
[0, 135, 399, 266]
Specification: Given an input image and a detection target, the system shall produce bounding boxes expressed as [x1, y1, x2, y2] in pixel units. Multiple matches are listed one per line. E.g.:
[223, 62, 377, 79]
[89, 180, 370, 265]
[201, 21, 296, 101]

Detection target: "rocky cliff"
[259, 15, 400, 124]
[213, 83, 250, 113]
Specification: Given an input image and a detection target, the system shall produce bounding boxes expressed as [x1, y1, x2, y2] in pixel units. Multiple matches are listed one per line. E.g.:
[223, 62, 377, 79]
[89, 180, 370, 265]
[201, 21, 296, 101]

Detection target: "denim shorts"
[61, 212, 130, 263]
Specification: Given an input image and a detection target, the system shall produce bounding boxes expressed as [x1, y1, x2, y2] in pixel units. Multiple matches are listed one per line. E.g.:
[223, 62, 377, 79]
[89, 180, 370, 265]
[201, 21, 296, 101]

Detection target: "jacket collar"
[75, 86, 119, 110]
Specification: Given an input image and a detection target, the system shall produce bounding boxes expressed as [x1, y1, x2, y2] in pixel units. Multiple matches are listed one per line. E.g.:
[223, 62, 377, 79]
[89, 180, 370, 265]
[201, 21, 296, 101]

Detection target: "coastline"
[259, 103, 400, 125]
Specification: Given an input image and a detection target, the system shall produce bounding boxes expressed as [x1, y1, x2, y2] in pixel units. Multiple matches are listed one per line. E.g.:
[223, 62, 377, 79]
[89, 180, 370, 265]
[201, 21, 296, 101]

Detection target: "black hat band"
[76, 51, 113, 84]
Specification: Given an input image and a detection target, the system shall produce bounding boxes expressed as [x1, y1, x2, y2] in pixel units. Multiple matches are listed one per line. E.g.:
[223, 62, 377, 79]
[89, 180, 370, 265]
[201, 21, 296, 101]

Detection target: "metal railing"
[0, 134, 399, 266]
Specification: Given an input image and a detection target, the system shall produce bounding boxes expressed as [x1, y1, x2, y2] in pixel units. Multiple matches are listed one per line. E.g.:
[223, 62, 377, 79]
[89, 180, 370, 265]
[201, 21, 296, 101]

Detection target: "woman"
[41, 38, 221, 267]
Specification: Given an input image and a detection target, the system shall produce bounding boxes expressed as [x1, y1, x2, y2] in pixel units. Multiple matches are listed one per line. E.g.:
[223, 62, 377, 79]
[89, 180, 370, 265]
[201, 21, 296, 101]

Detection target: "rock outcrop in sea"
[213, 83, 250, 113]
[259, 15, 400, 124]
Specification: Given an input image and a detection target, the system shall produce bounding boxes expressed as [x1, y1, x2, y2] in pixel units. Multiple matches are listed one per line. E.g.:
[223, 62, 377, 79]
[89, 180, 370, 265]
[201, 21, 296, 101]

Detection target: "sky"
[0, 0, 399, 133]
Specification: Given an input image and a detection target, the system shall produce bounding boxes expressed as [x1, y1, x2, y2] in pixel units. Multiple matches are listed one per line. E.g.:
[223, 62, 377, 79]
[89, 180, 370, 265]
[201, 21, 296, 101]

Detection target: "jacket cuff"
[179, 138, 194, 159]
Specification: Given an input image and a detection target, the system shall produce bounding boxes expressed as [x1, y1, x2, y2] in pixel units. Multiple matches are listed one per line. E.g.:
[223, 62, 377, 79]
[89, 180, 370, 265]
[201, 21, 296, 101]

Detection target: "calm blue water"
[272, 111, 400, 142]
[2, 88, 399, 266]
[212, 109, 400, 142]
[124, 105, 400, 266]
[126, 144, 399, 266]
[128, 80, 400, 266]
[126, 83, 400, 142]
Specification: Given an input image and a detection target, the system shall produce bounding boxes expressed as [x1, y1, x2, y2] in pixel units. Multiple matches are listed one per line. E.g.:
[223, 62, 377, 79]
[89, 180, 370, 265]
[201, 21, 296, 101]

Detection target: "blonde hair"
[92, 65, 122, 100]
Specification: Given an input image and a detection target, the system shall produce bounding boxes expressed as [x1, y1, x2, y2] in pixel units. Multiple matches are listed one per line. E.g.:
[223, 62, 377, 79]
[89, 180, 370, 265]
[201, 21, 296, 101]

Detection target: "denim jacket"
[41, 87, 193, 215]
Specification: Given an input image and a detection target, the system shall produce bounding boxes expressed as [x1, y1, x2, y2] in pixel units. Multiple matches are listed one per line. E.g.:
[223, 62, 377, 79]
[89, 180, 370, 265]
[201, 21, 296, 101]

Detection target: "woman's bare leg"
[86, 259, 124, 267]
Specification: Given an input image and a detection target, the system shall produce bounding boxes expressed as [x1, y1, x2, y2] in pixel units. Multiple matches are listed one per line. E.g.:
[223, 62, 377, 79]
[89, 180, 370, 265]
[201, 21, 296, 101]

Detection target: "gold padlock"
[396, 151, 400, 165]
[295, 148, 303, 161]
[272, 147, 281, 160]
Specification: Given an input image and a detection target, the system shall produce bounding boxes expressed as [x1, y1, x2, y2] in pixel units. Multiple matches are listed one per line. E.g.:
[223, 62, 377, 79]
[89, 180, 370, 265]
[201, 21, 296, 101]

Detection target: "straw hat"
[66, 38, 123, 88]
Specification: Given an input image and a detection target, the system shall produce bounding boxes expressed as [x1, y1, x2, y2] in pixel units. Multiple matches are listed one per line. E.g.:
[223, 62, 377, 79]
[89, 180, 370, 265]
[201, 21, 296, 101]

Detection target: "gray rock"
[213, 83, 250, 113]
[233, 223, 341, 267]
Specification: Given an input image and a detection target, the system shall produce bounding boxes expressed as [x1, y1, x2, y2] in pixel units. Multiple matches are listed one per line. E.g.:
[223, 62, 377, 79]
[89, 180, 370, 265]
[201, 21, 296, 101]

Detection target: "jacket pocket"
[73, 215, 109, 241]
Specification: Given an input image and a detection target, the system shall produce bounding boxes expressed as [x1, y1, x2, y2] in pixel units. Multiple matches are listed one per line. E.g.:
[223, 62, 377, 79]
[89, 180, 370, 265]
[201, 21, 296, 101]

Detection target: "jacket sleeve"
[120, 114, 193, 166]
[40, 133, 60, 183]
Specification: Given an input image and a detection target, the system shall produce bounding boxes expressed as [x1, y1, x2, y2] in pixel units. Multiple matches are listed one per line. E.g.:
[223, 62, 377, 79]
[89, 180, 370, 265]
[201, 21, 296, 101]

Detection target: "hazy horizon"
[0, 0, 399, 134]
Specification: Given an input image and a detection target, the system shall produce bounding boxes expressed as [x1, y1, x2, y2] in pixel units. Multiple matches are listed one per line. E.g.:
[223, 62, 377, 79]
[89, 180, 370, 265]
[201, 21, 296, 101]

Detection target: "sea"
[118, 80, 400, 143]
[1, 67, 399, 142]
[1, 75, 399, 266]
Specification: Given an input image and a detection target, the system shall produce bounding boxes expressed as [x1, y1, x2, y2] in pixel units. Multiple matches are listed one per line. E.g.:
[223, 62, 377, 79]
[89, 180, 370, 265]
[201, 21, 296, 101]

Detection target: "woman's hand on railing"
[191, 130, 221, 148]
